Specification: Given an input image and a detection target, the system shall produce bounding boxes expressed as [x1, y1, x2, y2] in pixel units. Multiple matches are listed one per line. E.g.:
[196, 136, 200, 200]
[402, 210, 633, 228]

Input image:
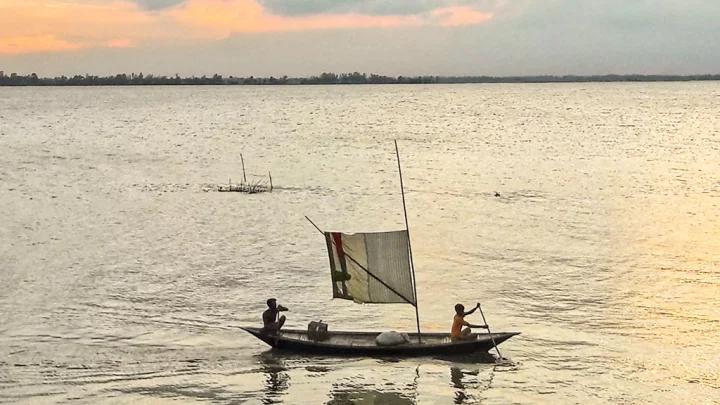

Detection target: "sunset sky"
[1, 0, 719, 76]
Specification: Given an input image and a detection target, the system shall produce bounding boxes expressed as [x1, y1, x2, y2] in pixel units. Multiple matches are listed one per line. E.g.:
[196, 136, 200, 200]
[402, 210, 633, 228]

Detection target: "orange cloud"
[0, 0, 494, 55]
[0, 0, 196, 54]
[0, 35, 81, 54]
[107, 39, 135, 48]
[0, 1, 152, 38]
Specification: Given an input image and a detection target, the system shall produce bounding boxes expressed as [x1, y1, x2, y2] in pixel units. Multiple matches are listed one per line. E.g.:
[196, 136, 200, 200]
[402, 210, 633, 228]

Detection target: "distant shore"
[1, 72, 719, 86]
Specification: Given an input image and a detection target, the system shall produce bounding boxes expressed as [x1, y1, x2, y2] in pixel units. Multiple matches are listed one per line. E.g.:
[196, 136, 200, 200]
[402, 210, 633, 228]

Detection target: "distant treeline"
[1, 71, 719, 86]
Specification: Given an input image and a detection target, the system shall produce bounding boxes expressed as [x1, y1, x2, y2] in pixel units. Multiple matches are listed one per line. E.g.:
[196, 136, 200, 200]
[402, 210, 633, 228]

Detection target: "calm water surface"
[1, 83, 719, 404]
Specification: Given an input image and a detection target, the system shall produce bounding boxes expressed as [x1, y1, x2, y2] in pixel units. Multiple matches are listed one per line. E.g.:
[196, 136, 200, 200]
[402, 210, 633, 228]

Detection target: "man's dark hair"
[267, 298, 276, 307]
[455, 303, 464, 314]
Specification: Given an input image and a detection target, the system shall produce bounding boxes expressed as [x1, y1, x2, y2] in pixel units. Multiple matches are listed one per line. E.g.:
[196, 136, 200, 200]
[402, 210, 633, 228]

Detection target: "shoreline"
[2, 72, 719, 86]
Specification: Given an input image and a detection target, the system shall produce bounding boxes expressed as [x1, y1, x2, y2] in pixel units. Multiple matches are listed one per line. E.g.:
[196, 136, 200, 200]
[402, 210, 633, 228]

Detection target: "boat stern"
[489, 331, 521, 346]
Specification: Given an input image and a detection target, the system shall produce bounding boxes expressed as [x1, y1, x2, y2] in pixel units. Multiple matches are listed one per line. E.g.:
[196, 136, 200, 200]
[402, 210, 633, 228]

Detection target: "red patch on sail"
[332, 233, 344, 259]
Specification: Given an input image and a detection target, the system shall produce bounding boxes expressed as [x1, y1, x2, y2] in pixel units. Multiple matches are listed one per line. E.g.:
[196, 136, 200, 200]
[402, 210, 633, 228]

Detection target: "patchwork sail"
[324, 230, 416, 305]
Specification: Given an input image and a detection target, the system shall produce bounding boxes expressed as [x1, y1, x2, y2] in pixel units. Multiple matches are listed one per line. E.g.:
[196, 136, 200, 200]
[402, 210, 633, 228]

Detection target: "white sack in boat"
[375, 331, 410, 346]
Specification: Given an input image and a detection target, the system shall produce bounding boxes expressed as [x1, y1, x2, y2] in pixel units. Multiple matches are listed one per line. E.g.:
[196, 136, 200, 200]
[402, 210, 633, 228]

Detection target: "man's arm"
[468, 324, 489, 329]
[463, 303, 480, 316]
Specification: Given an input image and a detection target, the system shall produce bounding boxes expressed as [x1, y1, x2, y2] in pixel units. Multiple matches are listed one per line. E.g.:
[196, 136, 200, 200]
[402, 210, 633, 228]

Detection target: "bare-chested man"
[262, 298, 288, 334]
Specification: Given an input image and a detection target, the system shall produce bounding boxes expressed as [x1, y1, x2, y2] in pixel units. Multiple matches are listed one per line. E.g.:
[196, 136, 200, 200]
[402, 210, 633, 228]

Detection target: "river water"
[1, 83, 718, 404]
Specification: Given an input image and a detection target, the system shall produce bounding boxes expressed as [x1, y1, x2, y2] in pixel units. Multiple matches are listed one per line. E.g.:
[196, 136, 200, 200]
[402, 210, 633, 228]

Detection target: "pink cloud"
[432, 7, 494, 26]
[168, 0, 423, 36]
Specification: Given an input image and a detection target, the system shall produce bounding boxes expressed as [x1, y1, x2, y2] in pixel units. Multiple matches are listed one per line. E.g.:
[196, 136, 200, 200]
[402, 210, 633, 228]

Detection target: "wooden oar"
[477, 303, 502, 360]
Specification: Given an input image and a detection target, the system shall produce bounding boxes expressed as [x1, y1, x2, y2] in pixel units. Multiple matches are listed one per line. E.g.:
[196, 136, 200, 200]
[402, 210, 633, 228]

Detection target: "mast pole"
[395, 140, 422, 343]
[240, 153, 247, 185]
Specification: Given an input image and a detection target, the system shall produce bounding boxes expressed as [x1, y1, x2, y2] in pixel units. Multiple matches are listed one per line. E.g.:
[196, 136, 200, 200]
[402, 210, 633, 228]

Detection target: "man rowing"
[262, 298, 288, 334]
[451, 303, 488, 341]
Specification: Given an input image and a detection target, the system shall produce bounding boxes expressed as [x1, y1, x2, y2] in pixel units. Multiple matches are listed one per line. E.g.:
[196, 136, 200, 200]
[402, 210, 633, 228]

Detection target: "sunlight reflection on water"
[1, 82, 719, 404]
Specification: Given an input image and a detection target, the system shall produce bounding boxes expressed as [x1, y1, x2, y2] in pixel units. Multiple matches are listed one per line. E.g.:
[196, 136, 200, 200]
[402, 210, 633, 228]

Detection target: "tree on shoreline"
[0, 71, 718, 86]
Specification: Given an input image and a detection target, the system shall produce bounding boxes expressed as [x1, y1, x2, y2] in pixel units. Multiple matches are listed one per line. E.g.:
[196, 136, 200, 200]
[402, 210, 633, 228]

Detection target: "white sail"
[324, 230, 416, 305]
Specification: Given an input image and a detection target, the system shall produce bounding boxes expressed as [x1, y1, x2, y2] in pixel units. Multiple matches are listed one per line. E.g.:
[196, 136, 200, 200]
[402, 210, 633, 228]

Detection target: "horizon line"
[2, 71, 720, 86]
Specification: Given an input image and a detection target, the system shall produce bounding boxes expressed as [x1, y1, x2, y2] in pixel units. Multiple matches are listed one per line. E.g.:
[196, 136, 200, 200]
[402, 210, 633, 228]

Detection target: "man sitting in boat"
[262, 298, 288, 334]
[451, 303, 488, 341]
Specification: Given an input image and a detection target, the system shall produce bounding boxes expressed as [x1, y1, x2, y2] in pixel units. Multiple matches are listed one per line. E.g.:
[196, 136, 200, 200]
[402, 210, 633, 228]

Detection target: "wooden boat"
[243, 141, 520, 358]
[241, 327, 520, 357]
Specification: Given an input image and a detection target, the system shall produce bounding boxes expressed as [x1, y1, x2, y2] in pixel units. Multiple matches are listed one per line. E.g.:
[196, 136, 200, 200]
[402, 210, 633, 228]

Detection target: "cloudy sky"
[1, 0, 719, 76]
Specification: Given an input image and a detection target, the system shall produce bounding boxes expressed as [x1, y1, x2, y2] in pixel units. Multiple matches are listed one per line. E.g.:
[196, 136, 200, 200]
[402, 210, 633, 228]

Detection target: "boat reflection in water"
[450, 366, 484, 404]
[327, 390, 415, 405]
[256, 351, 419, 404]
[254, 349, 511, 404]
[258, 352, 290, 404]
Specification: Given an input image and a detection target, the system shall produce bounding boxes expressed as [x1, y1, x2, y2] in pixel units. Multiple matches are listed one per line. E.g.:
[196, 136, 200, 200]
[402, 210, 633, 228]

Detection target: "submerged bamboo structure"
[217, 154, 273, 194]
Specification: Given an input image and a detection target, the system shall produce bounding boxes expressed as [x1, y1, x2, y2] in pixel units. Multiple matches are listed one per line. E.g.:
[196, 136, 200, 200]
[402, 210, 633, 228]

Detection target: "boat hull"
[241, 327, 520, 357]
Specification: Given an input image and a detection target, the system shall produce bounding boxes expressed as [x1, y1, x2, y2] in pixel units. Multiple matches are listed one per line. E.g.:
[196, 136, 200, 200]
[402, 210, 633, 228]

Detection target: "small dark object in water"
[494, 191, 501, 197]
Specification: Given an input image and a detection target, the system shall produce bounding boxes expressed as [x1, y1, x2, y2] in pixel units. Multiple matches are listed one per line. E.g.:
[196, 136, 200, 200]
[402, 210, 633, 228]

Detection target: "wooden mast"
[395, 140, 421, 343]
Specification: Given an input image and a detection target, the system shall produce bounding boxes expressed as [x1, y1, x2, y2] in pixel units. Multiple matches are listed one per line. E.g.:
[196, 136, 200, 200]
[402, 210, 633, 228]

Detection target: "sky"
[1, 0, 719, 77]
